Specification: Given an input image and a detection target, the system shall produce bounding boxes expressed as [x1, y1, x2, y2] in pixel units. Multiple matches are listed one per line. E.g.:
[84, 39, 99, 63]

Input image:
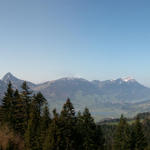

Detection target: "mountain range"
[1, 72, 150, 120]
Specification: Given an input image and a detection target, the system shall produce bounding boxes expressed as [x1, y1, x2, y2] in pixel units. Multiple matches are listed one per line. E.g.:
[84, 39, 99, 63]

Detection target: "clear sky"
[1, 0, 150, 86]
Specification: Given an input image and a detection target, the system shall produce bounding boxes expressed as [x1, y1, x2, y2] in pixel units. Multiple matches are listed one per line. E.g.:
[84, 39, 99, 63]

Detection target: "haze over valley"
[1, 72, 150, 120]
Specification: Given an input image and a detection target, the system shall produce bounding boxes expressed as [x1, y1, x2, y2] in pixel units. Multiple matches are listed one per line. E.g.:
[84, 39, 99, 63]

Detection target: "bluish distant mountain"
[2, 72, 36, 89]
[1, 73, 150, 119]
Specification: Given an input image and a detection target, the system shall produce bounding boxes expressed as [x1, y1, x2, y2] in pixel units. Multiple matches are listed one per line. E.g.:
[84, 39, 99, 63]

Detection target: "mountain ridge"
[1, 72, 150, 119]
[1, 72, 150, 103]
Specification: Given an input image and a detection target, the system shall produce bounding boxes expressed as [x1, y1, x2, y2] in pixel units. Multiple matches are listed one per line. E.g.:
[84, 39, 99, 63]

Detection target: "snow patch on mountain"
[121, 77, 136, 82]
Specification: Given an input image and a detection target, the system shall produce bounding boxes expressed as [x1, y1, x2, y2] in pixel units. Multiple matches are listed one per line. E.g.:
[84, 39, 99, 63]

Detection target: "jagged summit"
[3, 72, 13, 78]
[2, 72, 18, 83]
[110, 77, 136, 83]
[2, 72, 36, 89]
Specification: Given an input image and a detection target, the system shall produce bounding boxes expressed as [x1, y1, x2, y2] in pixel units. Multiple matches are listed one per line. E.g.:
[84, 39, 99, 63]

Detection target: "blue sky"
[1, 0, 150, 86]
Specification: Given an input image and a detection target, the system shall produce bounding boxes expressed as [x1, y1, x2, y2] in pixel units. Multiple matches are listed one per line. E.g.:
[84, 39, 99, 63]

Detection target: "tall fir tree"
[21, 81, 32, 129]
[43, 99, 78, 150]
[24, 101, 40, 150]
[113, 115, 131, 150]
[41, 104, 51, 130]
[59, 98, 77, 150]
[78, 107, 103, 150]
[43, 109, 61, 150]
[133, 117, 147, 150]
[40, 104, 51, 146]
[143, 118, 150, 148]
[12, 90, 25, 135]
[1, 82, 14, 125]
[25, 92, 47, 150]
[33, 92, 46, 117]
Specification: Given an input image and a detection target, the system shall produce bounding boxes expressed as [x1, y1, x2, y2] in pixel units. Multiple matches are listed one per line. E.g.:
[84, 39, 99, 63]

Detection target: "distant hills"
[1, 72, 150, 120]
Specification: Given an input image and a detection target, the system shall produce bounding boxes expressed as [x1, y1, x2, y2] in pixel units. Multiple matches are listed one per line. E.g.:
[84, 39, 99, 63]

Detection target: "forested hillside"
[0, 82, 150, 150]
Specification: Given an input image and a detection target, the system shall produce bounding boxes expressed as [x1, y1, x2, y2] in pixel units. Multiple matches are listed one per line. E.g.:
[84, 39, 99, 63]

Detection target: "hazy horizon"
[1, 72, 150, 89]
[1, 0, 150, 86]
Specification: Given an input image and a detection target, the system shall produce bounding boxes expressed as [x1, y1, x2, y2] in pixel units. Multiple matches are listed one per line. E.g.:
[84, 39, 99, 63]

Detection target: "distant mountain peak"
[2, 72, 16, 81]
[121, 77, 136, 82]
[2, 73, 36, 89]
[4, 72, 13, 77]
[2, 73, 23, 87]
[110, 77, 136, 83]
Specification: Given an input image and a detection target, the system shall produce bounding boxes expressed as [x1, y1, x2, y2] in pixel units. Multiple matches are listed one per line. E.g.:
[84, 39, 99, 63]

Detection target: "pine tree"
[21, 81, 32, 129]
[76, 111, 84, 150]
[113, 115, 131, 150]
[33, 92, 46, 117]
[1, 82, 14, 125]
[24, 101, 40, 150]
[133, 117, 147, 150]
[25, 92, 47, 150]
[79, 107, 102, 150]
[43, 109, 61, 150]
[12, 90, 25, 135]
[82, 108, 96, 150]
[59, 98, 77, 150]
[95, 125, 104, 150]
[43, 99, 77, 150]
[41, 104, 51, 130]
[40, 104, 51, 145]
[143, 118, 150, 148]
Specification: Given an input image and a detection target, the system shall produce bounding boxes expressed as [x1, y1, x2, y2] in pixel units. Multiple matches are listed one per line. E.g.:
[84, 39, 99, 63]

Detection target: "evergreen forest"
[0, 82, 150, 150]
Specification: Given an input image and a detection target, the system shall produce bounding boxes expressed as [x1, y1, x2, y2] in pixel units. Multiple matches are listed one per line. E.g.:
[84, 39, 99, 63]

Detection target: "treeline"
[0, 82, 150, 150]
[0, 82, 104, 150]
[103, 114, 150, 150]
